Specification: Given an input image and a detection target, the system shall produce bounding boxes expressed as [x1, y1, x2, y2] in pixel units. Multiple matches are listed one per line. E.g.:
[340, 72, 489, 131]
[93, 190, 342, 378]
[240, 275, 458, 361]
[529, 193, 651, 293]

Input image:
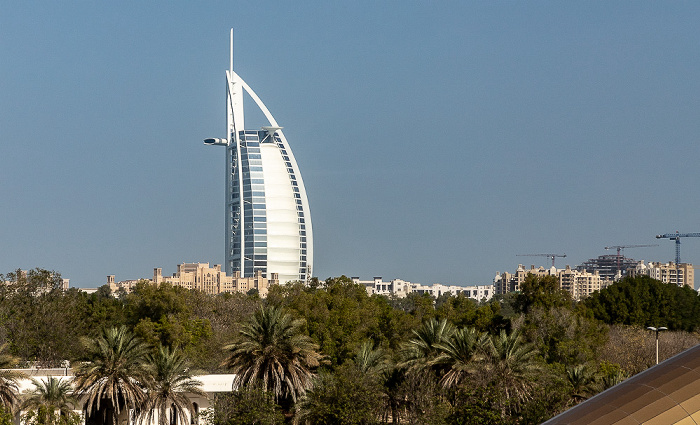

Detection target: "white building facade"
[204, 31, 312, 285]
[351, 277, 494, 301]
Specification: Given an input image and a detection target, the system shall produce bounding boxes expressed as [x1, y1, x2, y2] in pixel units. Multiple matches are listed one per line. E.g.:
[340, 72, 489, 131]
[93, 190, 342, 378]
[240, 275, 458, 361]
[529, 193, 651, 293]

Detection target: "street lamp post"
[647, 326, 667, 365]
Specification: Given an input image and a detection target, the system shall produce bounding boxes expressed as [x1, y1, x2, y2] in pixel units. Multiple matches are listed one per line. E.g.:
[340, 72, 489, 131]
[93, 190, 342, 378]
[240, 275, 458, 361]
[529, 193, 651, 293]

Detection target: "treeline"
[1, 269, 699, 424]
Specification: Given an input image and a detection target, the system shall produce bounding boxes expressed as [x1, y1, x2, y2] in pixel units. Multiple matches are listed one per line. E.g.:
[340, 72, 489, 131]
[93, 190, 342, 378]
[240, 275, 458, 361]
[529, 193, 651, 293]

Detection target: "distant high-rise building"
[203, 31, 313, 284]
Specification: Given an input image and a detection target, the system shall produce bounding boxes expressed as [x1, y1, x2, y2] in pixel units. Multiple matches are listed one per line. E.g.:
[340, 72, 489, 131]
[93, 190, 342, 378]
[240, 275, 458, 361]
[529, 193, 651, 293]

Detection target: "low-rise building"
[412, 282, 493, 300]
[3, 270, 70, 291]
[108, 262, 279, 297]
[351, 277, 494, 301]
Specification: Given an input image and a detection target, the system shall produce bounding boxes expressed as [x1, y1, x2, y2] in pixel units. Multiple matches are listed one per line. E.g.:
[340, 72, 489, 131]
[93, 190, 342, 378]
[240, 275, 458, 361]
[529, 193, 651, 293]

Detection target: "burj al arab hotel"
[204, 31, 312, 284]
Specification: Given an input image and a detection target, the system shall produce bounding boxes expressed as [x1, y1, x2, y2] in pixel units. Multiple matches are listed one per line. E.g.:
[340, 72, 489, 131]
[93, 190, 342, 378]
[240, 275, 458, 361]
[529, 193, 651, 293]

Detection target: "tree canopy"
[0, 269, 697, 424]
[585, 275, 700, 331]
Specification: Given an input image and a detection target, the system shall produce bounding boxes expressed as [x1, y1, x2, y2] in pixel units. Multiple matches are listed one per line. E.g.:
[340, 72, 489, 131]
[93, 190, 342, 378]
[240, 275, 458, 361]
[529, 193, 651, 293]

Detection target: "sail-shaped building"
[204, 31, 312, 284]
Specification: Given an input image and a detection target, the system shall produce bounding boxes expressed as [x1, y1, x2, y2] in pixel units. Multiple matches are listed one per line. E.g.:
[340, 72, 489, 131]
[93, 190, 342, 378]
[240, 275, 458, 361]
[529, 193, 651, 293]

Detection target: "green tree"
[395, 369, 450, 425]
[513, 274, 572, 314]
[223, 305, 324, 411]
[446, 386, 503, 425]
[205, 390, 283, 425]
[388, 292, 436, 324]
[0, 280, 90, 366]
[0, 407, 13, 425]
[269, 277, 405, 367]
[599, 361, 628, 390]
[0, 343, 24, 412]
[585, 276, 700, 331]
[432, 327, 488, 390]
[2, 269, 65, 293]
[522, 307, 607, 365]
[299, 366, 383, 425]
[378, 367, 407, 425]
[21, 377, 79, 425]
[73, 327, 150, 425]
[138, 346, 205, 425]
[352, 341, 389, 376]
[565, 364, 597, 403]
[484, 329, 543, 416]
[401, 318, 455, 370]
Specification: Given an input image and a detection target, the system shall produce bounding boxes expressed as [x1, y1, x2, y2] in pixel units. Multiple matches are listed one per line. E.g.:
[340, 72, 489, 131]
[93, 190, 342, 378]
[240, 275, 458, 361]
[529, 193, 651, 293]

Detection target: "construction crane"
[516, 253, 567, 268]
[655, 232, 700, 266]
[604, 244, 658, 275]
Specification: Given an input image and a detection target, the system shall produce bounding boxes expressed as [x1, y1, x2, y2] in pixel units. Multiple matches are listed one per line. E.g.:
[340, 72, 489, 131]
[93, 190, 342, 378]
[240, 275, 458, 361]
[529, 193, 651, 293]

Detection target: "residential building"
[3, 270, 69, 291]
[108, 262, 279, 297]
[203, 31, 312, 285]
[493, 264, 558, 295]
[559, 265, 612, 300]
[351, 277, 494, 301]
[628, 261, 694, 288]
[351, 277, 414, 298]
[107, 275, 142, 294]
[411, 282, 493, 301]
[494, 264, 613, 300]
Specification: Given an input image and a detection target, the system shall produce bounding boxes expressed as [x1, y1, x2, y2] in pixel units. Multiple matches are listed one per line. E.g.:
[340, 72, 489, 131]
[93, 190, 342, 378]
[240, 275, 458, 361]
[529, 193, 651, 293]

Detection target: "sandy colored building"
[494, 264, 613, 300]
[494, 264, 558, 295]
[629, 261, 694, 288]
[108, 262, 278, 297]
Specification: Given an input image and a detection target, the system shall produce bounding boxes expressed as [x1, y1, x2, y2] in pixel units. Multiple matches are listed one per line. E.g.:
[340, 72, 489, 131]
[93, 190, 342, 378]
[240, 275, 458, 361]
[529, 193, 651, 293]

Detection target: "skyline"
[2, 3, 700, 288]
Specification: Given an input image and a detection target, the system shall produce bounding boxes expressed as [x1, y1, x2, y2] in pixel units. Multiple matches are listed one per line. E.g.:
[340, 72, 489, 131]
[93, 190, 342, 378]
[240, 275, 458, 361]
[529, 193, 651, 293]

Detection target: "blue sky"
[2, 2, 700, 288]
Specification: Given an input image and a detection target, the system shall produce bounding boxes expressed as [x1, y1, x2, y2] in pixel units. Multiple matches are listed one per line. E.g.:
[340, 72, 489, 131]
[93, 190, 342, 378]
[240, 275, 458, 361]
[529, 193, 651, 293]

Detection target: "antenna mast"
[230, 29, 234, 73]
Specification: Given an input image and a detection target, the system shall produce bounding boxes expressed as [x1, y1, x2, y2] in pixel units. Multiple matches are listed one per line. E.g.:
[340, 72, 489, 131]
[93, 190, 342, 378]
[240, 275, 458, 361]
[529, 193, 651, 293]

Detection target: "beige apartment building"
[494, 264, 558, 295]
[108, 262, 278, 297]
[494, 264, 613, 300]
[559, 265, 613, 300]
[628, 261, 694, 288]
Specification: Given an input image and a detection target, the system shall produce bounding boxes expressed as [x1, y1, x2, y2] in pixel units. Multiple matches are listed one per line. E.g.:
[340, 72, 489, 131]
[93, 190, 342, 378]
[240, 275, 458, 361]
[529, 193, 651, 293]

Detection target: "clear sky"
[2, 2, 700, 288]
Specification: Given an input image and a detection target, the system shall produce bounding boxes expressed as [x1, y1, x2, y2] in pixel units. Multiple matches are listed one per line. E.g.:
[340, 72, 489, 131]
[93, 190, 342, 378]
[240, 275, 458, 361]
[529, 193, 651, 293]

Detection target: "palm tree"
[565, 364, 597, 403]
[484, 328, 542, 415]
[137, 346, 205, 425]
[601, 368, 628, 390]
[379, 367, 407, 425]
[432, 327, 488, 390]
[0, 343, 24, 413]
[73, 326, 150, 425]
[353, 341, 388, 375]
[223, 305, 324, 406]
[21, 376, 78, 424]
[400, 318, 455, 370]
